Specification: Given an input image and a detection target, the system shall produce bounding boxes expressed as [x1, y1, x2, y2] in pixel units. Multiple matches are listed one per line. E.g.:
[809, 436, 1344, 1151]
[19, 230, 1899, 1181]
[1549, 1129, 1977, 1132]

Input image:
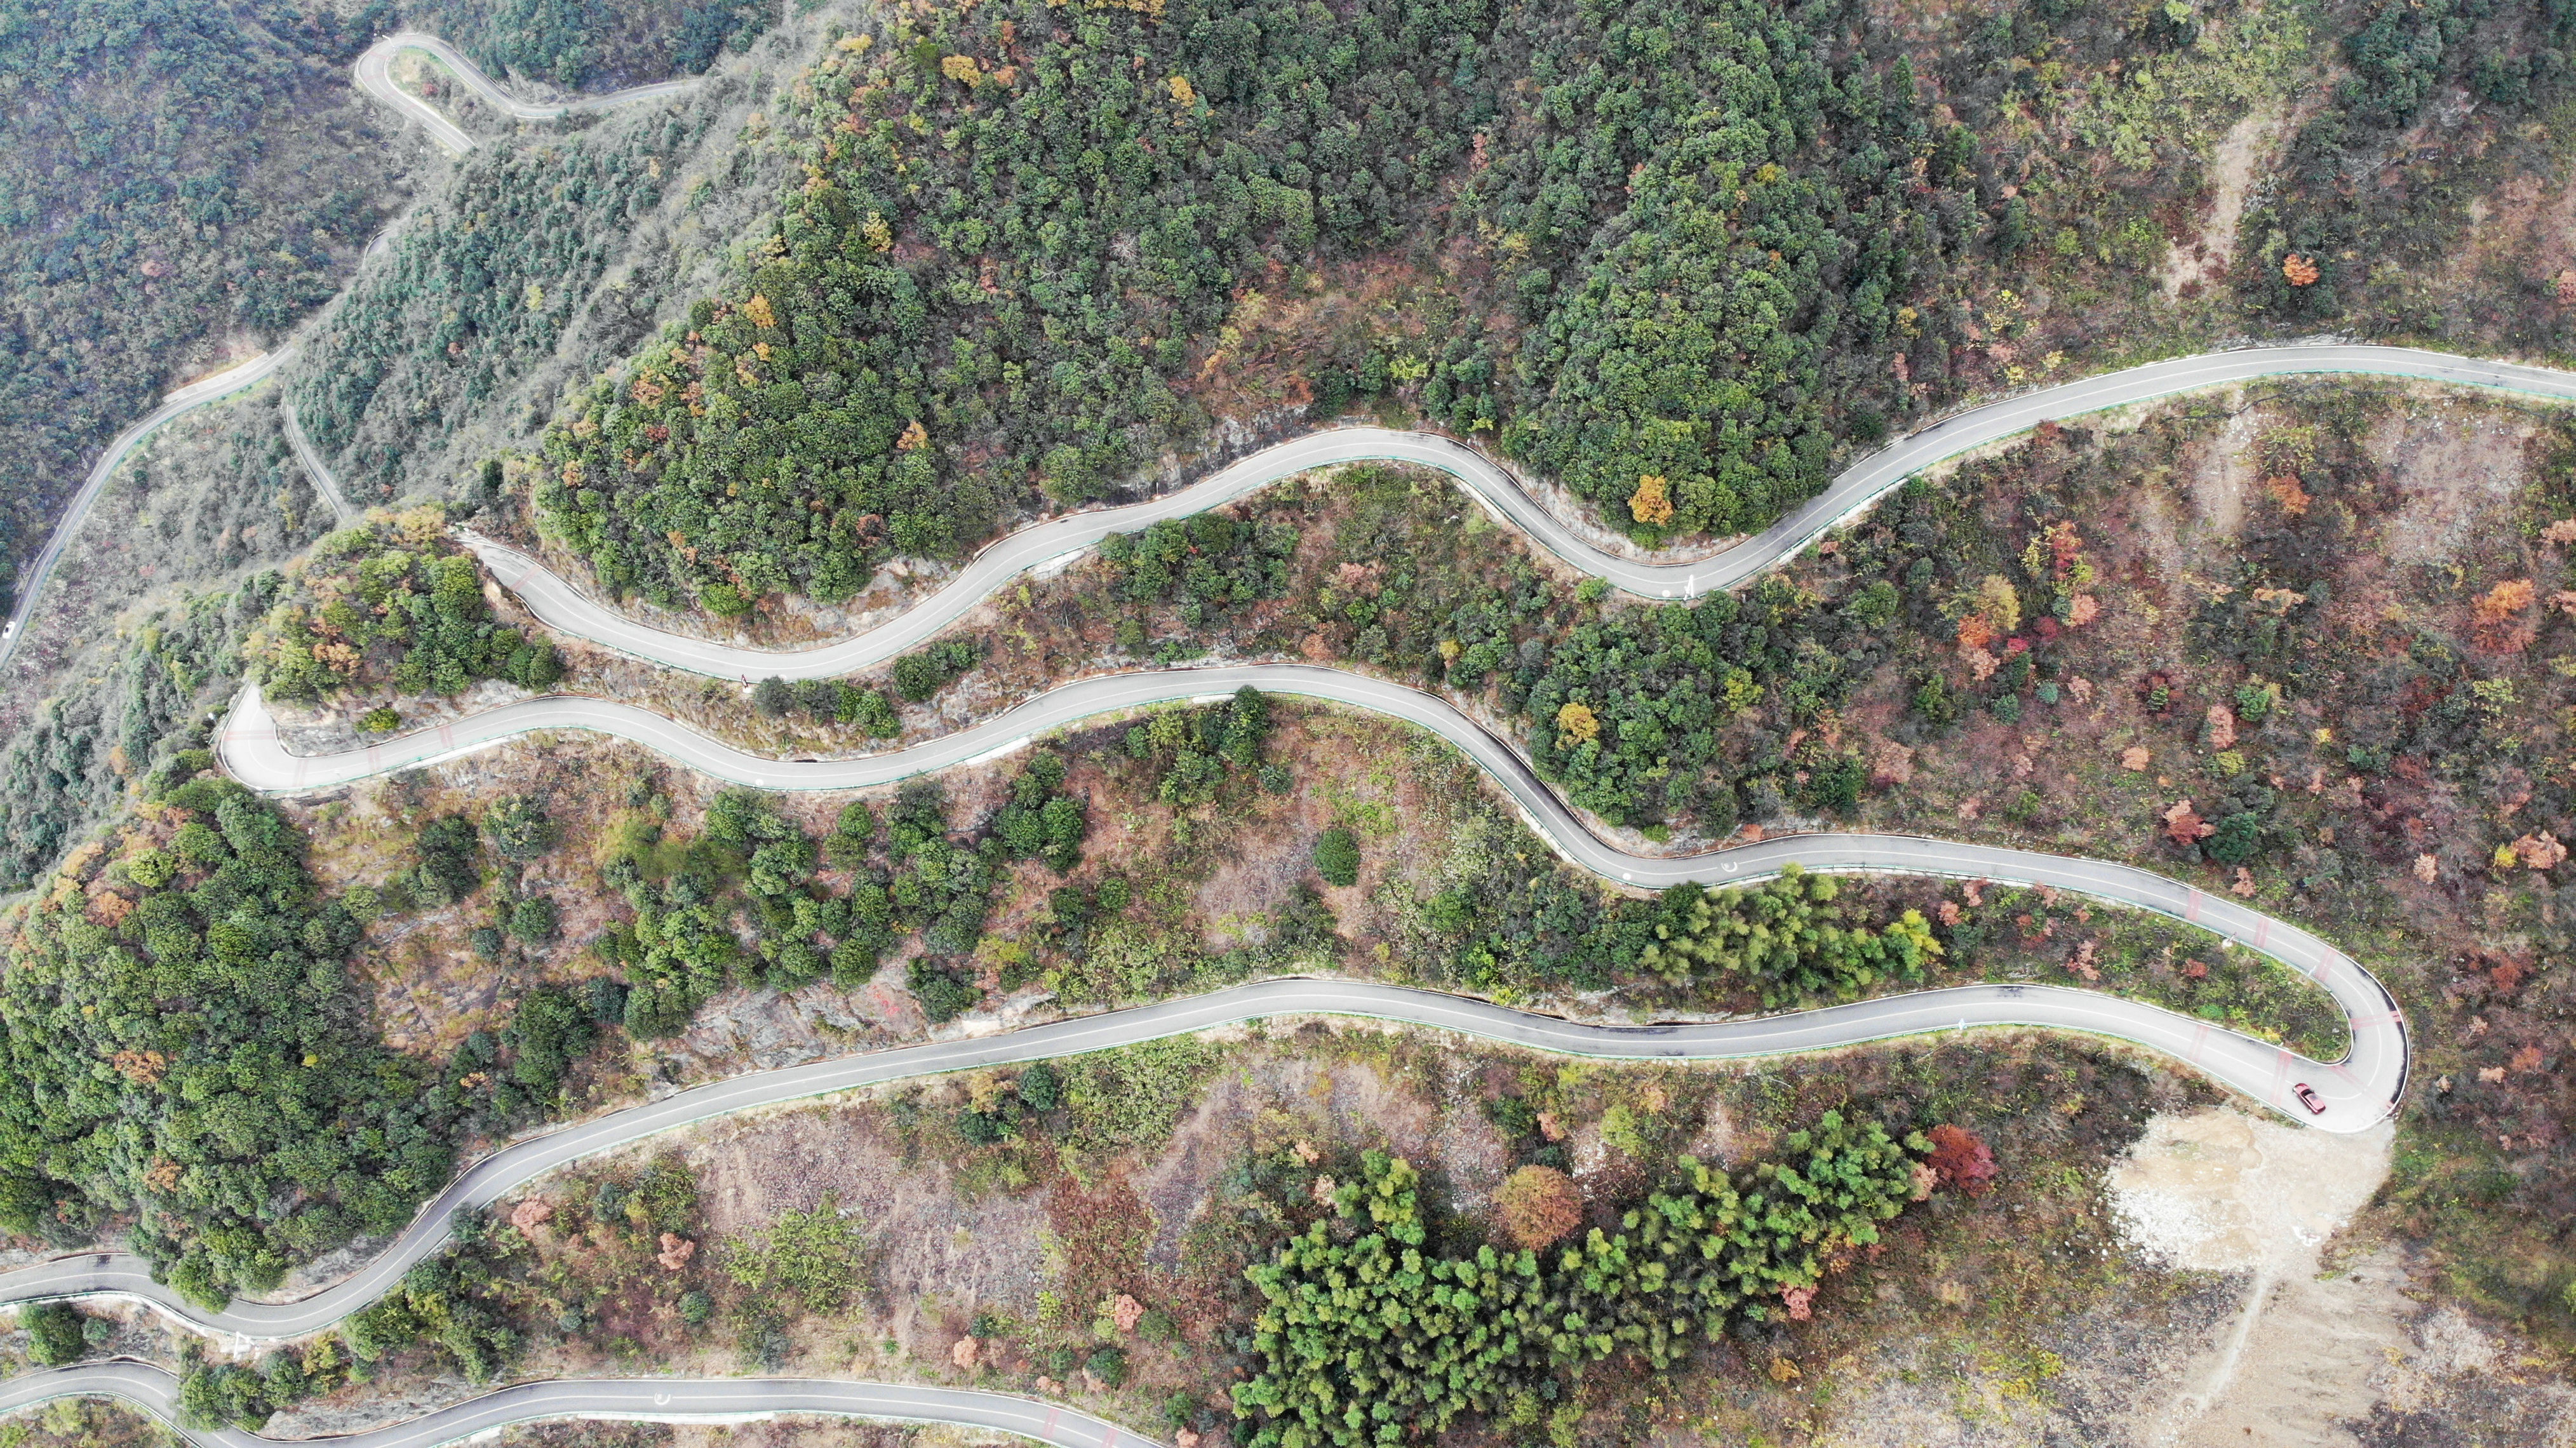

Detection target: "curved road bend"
[0, 349, 295, 674]
[474, 341, 2576, 681]
[352, 32, 708, 155]
[0, 1361, 1159, 1448]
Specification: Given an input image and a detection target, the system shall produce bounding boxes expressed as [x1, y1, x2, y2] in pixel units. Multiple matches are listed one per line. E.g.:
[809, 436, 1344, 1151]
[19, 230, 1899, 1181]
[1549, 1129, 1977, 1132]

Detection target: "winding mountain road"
[0, 33, 695, 679]
[0, 958, 2403, 1344]
[351, 32, 706, 154]
[214, 661, 2405, 1127]
[24, 336, 2485, 1355]
[0, 36, 2523, 1445]
[0, 1360, 1157, 1448]
[472, 341, 2576, 680]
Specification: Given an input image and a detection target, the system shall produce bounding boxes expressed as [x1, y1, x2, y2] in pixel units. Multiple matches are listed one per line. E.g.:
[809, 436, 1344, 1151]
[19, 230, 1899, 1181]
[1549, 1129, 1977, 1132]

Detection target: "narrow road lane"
[279, 405, 358, 527]
[0, 1360, 1157, 1448]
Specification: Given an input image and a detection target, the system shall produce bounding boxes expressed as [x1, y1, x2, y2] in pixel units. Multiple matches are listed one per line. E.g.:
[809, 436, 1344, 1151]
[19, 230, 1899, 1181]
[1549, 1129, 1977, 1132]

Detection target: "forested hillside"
[533, 0, 1965, 616]
[0, 580, 269, 892]
[289, 109, 720, 506]
[0, 395, 343, 893]
[0, 0, 401, 618]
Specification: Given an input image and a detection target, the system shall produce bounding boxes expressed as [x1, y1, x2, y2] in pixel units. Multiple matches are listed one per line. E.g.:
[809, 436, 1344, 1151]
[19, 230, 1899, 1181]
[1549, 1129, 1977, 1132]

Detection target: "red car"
[2293, 1083, 2326, 1115]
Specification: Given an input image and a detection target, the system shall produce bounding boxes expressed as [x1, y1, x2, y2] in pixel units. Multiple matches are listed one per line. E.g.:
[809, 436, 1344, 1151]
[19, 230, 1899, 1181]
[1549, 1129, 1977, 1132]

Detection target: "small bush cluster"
[1099, 512, 1300, 631]
[250, 512, 561, 702]
[1124, 687, 1288, 808]
[591, 755, 1089, 1038]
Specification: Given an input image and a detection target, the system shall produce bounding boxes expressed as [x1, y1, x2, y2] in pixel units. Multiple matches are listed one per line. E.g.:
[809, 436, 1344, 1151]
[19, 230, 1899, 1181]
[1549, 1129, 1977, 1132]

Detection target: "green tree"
[1233, 1115, 1928, 1448]
[20, 1302, 86, 1367]
[1313, 828, 1361, 887]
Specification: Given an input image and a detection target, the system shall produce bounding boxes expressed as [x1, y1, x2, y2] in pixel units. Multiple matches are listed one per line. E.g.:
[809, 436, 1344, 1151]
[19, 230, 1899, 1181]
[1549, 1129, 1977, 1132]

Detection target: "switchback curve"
[211, 665, 2405, 1132]
[0, 37, 2482, 1416]
[351, 32, 707, 155]
[1, 344, 2457, 1346]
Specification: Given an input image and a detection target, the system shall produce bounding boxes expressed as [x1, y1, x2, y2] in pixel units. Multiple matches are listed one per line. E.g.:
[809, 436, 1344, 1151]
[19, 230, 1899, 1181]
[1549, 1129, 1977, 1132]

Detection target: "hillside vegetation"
[411, 0, 772, 88]
[0, 0, 399, 617]
[289, 120, 711, 509]
[533, 0, 1969, 615]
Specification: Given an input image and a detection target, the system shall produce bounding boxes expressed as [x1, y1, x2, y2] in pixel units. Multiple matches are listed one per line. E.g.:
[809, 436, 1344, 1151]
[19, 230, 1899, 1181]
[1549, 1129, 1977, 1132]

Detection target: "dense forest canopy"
[535, 0, 1972, 617]
[410, 0, 770, 88]
[0, 774, 461, 1306]
[1234, 1120, 1929, 1448]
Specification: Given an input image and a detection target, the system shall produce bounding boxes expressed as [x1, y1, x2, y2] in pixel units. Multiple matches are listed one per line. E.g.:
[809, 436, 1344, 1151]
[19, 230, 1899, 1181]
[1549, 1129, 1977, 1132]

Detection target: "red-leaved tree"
[1926, 1124, 1997, 1197]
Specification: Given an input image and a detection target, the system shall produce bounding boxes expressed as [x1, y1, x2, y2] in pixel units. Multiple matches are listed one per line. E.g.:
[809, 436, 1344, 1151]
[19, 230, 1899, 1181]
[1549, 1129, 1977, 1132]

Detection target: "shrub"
[505, 988, 595, 1101]
[412, 814, 484, 904]
[1017, 1062, 1063, 1113]
[1493, 1165, 1584, 1249]
[482, 795, 553, 862]
[2206, 812, 2266, 864]
[892, 640, 981, 702]
[2234, 681, 2274, 724]
[724, 1195, 868, 1315]
[909, 961, 982, 1023]
[507, 895, 558, 944]
[1924, 1124, 1997, 1196]
[993, 753, 1087, 873]
[1085, 1344, 1130, 1388]
[1313, 828, 1360, 887]
[22, 1302, 86, 1366]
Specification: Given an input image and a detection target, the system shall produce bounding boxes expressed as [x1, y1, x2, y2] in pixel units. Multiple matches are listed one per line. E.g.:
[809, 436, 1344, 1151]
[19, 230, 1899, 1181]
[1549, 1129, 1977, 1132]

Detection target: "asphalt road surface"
[351, 32, 705, 154]
[0, 956, 2405, 1344]
[278, 405, 358, 526]
[0, 1360, 1161, 1448]
[469, 340, 2576, 680]
[0, 339, 2441, 1407]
